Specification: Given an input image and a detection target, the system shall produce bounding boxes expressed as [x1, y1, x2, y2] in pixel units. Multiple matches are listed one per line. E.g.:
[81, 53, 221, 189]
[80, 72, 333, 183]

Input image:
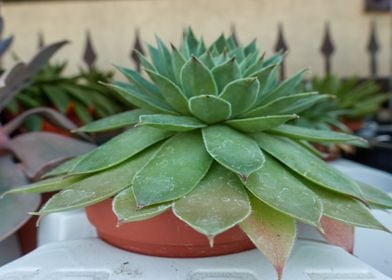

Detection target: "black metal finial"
[274, 23, 288, 80]
[38, 31, 45, 49]
[320, 22, 335, 76]
[230, 24, 239, 47]
[0, 16, 4, 38]
[367, 20, 379, 77]
[83, 30, 97, 70]
[131, 28, 144, 72]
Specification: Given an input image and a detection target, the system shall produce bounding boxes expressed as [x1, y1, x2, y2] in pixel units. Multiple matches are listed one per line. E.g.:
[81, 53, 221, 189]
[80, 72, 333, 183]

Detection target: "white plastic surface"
[0, 238, 390, 280]
[0, 234, 21, 266]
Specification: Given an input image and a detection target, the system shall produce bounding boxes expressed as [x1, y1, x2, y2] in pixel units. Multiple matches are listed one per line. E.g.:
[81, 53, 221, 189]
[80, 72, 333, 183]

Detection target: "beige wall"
[1, 0, 391, 78]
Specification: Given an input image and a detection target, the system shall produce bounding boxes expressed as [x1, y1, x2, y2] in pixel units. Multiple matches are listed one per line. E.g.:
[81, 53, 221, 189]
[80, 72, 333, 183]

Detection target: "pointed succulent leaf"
[43, 155, 86, 178]
[247, 64, 276, 89]
[245, 154, 322, 226]
[226, 115, 298, 133]
[113, 187, 171, 223]
[261, 70, 306, 104]
[295, 140, 326, 158]
[114, 65, 160, 97]
[173, 164, 251, 237]
[239, 51, 259, 74]
[188, 95, 231, 124]
[134, 49, 155, 71]
[147, 44, 167, 76]
[219, 78, 259, 117]
[199, 51, 214, 69]
[357, 182, 392, 208]
[253, 133, 363, 198]
[258, 65, 280, 98]
[244, 39, 257, 55]
[155, 36, 175, 80]
[320, 216, 354, 253]
[133, 131, 212, 208]
[308, 185, 387, 231]
[70, 126, 172, 174]
[202, 125, 264, 179]
[184, 27, 199, 55]
[240, 196, 296, 280]
[211, 58, 241, 92]
[75, 109, 150, 133]
[268, 124, 367, 145]
[170, 45, 186, 84]
[145, 70, 190, 114]
[242, 92, 327, 118]
[37, 147, 159, 215]
[243, 55, 265, 77]
[138, 114, 206, 131]
[180, 56, 217, 97]
[1, 175, 83, 196]
[209, 33, 226, 52]
[261, 52, 284, 67]
[106, 81, 176, 114]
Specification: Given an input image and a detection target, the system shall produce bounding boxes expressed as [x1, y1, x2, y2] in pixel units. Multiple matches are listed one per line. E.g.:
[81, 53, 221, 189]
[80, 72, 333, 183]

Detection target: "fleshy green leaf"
[211, 58, 241, 92]
[226, 115, 298, 133]
[261, 70, 306, 104]
[43, 155, 86, 178]
[320, 216, 354, 253]
[113, 187, 171, 223]
[253, 133, 363, 198]
[242, 92, 327, 118]
[180, 56, 217, 97]
[173, 164, 251, 239]
[199, 51, 214, 69]
[189, 95, 231, 124]
[37, 147, 159, 214]
[75, 109, 149, 133]
[240, 195, 296, 280]
[219, 78, 259, 117]
[106, 81, 175, 114]
[308, 185, 387, 231]
[357, 182, 392, 209]
[70, 126, 172, 174]
[1, 175, 84, 196]
[245, 154, 322, 226]
[133, 131, 212, 208]
[138, 114, 206, 131]
[268, 124, 367, 145]
[145, 70, 190, 114]
[202, 125, 264, 179]
[171, 45, 186, 85]
[114, 65, 160, 98]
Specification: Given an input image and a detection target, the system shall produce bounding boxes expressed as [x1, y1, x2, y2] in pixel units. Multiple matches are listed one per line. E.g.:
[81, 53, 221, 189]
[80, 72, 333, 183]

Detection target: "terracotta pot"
[86, 199, 255, 258]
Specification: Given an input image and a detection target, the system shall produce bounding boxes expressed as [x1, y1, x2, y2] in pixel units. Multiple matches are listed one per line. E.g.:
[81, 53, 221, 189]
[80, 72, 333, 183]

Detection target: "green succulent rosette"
[5, 29, 391, 280]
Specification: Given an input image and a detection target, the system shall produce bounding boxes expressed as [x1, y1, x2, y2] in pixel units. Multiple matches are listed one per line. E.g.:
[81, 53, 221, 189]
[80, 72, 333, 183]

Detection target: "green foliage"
[6, 29, 391, 280]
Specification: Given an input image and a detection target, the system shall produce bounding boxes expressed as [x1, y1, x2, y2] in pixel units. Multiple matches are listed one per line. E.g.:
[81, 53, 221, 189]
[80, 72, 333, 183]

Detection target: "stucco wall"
[1, 0, 390, 77]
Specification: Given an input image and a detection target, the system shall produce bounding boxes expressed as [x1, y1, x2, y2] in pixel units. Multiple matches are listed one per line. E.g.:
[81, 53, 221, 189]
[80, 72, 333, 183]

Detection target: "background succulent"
[0, 41, 95, 243]
[5, 29, 391, 280]
[4, 58, 126, 130]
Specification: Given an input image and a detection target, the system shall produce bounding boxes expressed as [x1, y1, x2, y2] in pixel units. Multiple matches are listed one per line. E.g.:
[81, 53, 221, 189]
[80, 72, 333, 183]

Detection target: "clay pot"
[86, 199, 255, 258]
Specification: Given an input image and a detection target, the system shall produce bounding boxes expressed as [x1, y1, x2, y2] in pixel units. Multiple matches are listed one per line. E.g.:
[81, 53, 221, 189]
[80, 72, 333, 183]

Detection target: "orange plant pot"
[86, 199, 255, 258]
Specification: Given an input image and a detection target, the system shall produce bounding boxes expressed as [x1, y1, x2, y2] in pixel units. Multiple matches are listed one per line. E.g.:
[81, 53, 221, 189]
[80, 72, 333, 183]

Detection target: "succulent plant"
[5, 56, 126, 129]
[5, 29, 392, 279]
[0, 41, 95, 242]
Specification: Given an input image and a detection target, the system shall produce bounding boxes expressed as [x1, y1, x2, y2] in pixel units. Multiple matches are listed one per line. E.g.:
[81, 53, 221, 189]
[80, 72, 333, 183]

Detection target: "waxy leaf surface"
[180, 57, 217, 97]
[320, 216, 354, 253]
[37, 147, 158, 214]
[173, 164, 251, 237]
[113, 187, 171, 223]
[253, 133, 363, 198]
[133, 131, 212, 207]
[139, 114, 206, 132]
[76, 109, 149, 132]
[212, 58, 241, 92]
[189, 95, 231, 124]
[202, 125, 264, 179]
[240, 196, 296, 280]
[70, 126, 172, 174]
[226, 115, 297, 133]
[357, 182, 392, 208]
[245, 154, 322, 226]
[219, 78, 259, 117]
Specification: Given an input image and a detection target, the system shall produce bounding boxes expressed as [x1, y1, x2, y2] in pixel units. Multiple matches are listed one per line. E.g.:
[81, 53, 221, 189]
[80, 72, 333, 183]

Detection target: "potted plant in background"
[4, 29, 392, 280]
[0, 41, 95, 254]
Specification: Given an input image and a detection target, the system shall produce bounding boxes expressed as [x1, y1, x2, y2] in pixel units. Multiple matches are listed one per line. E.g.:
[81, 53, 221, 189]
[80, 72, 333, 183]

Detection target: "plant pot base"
[86, 199, 255, 258]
